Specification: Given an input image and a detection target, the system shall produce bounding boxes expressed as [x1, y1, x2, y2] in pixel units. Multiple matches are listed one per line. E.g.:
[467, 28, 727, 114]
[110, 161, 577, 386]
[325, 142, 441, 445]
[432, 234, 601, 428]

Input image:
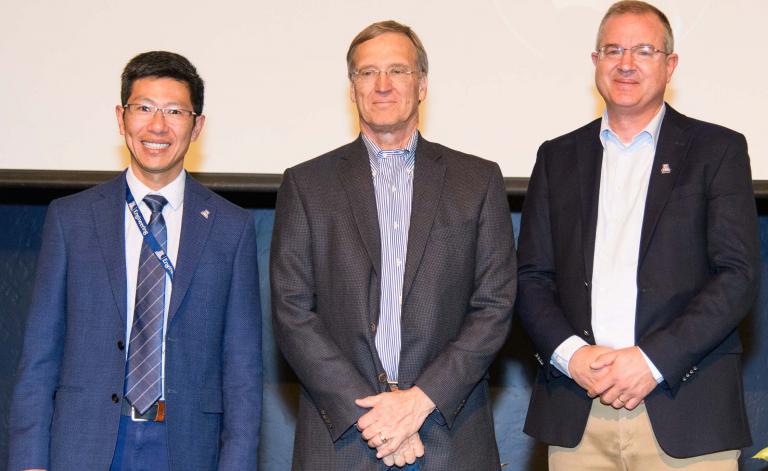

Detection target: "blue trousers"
[393, 461, 421, 470]
[109, 415, 170, 471]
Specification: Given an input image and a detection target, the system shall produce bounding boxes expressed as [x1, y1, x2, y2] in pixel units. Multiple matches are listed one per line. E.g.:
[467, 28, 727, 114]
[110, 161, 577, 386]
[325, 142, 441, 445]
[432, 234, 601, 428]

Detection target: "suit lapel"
[576, 121, 604, 284]
[638, 106, 692, 266]
[337, 137, 382, 276]
[92, 173, 128, 324]
[402, 137, 446, 300]
[168, 175, 215, 323]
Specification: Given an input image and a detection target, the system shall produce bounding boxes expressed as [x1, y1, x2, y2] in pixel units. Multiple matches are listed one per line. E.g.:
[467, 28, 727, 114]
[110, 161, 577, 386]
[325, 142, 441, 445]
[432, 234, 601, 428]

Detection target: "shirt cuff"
[550, 335, 589, 378]
[638, 348, 665, 383]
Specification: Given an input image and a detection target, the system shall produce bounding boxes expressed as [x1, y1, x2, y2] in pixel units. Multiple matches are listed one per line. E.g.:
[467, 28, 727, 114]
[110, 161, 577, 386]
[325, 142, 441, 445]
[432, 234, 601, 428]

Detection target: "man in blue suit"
[8, 51, 262, 471]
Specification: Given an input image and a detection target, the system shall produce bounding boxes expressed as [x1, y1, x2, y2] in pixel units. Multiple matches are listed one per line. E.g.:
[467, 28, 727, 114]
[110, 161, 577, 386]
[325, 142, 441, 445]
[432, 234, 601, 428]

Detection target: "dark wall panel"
[1, 204, 766, 470]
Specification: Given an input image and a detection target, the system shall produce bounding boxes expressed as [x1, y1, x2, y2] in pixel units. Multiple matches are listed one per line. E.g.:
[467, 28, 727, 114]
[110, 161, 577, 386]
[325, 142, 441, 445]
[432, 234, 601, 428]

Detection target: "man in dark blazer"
[270, 21, 516, 470]
[8, 51, 262, 471]
[517, 2, 759, 470]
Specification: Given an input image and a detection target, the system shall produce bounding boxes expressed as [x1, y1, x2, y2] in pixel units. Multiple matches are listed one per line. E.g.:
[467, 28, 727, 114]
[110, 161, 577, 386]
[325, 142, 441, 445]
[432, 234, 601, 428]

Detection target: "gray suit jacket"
[270, 135, 516, 470]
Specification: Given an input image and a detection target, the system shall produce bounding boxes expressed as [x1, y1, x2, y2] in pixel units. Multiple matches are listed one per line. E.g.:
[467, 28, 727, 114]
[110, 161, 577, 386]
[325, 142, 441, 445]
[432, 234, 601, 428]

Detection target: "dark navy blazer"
[517, 106, 759, 458]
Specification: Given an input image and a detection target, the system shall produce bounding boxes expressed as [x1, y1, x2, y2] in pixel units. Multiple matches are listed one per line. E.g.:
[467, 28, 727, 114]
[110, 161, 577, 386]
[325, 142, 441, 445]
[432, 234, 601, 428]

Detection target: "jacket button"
[370, 322, 376, 333]
[117, 340, 125, 351]
[377, 372, 388, 383]
[111, 393, 120, 403]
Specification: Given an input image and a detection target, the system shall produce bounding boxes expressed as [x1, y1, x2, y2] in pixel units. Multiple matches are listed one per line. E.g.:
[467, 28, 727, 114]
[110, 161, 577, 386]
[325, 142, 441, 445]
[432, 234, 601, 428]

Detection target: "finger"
[411, 434, 425, 458]
[590, 351, 617, 370]
[599, 387, 624, 406]
[360, 425, 381, 441]
[376, 436, 404, 459]
[588, 377, 615, 398]
[383, 454, 395, 467]
[355, 395, 380, 408]
[624, 397, 641, 410]
[367, 434, 387, 449]
[394, 452, 405, 468]
[357, 411, 379, 432]
[376, 443, 397, 459]
[400, 440, 416, 464]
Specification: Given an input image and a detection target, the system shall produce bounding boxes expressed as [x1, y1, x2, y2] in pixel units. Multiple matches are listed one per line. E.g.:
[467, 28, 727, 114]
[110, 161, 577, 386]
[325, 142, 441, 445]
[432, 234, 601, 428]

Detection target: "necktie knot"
[144, 194, 168, 214]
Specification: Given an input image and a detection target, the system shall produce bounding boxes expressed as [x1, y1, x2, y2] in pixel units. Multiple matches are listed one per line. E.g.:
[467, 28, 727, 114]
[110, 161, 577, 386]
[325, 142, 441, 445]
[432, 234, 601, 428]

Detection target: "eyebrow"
[357, 62, 411, 70]
[131, 97, 186, 107]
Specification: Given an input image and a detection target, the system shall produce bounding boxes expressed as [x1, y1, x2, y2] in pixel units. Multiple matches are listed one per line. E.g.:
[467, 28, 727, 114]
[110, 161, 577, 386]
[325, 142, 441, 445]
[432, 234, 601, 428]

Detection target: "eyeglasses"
[350, 66, 418, 84]
[123, 104, 197, 123]
[596, 44, 670, 62]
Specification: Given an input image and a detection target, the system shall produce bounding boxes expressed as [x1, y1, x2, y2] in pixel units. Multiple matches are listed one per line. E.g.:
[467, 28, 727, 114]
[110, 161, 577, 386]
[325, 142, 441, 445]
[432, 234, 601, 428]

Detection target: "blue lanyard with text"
[126, 186, 175, 281]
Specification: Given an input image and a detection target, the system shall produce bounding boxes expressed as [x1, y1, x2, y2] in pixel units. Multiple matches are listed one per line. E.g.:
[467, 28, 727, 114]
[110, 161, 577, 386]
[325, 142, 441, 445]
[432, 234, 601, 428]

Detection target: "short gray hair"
[596, 1, 674, 53]
[346, 20, 429, 77]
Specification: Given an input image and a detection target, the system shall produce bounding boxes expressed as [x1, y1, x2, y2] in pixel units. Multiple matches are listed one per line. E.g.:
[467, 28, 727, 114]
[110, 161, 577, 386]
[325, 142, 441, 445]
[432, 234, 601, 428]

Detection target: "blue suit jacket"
[8, 172, 262, 470]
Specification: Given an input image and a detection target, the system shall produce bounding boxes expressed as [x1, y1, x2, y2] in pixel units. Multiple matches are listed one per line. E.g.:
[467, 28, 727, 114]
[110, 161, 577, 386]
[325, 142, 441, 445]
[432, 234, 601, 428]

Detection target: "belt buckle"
[387, 381, 399, 392]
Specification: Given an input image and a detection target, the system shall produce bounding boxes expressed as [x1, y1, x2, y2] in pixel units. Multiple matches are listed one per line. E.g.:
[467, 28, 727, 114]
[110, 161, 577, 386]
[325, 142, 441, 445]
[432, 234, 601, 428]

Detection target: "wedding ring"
[379, 432, 388, 444]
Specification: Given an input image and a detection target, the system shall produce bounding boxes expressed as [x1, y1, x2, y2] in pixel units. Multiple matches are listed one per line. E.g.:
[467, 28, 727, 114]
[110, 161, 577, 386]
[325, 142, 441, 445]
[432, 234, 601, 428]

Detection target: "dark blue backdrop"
[1, 205, 766, 470]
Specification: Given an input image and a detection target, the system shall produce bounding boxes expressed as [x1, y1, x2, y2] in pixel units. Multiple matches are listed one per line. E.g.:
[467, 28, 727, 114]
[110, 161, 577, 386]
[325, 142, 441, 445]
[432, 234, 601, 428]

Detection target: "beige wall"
[1, 0, 765, 178]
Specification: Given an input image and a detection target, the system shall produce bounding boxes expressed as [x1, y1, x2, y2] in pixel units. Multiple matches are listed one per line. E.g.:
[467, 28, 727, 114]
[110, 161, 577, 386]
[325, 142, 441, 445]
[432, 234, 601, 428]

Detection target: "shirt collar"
[362, 131, 419, 176]
[126, 165, 186, 211]
[600, 103, 666, 150]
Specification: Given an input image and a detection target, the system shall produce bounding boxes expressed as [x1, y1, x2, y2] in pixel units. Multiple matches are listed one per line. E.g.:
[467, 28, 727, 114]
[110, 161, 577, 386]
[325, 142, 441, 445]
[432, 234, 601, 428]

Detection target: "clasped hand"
[355, 386, 435, 467]
[570, 345, 657, 410]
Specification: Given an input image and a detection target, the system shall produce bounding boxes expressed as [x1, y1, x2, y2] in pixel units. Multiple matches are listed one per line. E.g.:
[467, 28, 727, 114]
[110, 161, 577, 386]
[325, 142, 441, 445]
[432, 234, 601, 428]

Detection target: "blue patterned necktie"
[125, 194, 168, 414]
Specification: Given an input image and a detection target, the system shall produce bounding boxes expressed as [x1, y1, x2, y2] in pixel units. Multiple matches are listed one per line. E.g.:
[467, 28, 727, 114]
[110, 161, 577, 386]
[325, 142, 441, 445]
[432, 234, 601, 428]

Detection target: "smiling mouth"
[142, 141, 171, 150]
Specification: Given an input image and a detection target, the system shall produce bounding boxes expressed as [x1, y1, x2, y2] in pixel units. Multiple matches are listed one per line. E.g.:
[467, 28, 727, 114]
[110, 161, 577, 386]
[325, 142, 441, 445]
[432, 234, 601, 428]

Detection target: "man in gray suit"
[270, 20, 516, 470]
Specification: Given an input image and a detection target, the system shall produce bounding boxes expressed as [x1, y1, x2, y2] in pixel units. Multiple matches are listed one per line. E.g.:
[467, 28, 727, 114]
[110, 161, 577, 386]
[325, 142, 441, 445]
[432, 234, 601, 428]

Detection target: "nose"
[374, 71, 393, 92]
[147, 109, 168, 132]
[617, 49, 636, 72]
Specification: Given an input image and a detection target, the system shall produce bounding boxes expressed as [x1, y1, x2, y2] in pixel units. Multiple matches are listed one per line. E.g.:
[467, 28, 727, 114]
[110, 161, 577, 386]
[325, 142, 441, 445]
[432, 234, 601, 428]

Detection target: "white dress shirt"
[124, 165, 185, 396]
[551, 105, 665, 383]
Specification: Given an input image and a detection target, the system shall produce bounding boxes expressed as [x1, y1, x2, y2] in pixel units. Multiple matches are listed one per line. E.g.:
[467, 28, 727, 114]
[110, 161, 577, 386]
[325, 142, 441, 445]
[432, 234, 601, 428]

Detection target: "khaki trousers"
[549, 399, 739, 471]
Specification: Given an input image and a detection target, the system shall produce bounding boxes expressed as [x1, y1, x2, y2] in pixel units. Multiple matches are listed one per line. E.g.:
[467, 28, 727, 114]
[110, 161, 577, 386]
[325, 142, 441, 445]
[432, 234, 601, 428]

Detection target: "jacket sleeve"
[638, 133, 760, 392]
[270, 169, 376, 442]
[414, 163, 517, 428]
[218, 213, 263, 470]
[516, 144, 582, 368]
[8, 201, 68, 471]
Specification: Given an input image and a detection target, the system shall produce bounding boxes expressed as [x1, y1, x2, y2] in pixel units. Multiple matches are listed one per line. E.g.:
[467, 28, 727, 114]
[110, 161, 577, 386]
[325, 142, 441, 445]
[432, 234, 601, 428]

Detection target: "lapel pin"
[200, 209, 210, 219]
[660, 163, 671, 174]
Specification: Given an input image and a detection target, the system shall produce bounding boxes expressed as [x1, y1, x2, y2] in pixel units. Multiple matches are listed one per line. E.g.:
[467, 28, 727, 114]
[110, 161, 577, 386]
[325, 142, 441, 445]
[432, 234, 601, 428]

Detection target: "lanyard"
[126, 186, 175, 281]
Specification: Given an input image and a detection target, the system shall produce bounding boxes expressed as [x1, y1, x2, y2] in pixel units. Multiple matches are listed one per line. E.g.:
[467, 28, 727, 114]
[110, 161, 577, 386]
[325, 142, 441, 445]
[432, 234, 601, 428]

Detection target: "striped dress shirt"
[362, 131, 418, 383]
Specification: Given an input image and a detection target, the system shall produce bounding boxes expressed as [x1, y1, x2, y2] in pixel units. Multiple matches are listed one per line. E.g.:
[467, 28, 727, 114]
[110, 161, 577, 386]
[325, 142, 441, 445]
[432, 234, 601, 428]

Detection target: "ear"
[116, 105, 126, 136]
[665, 53, 679, 83]
[190, 114, 206, 141]
[349, 80, 357, 103]
[418, 74, 428, 103]
[591, 52, 599, 67]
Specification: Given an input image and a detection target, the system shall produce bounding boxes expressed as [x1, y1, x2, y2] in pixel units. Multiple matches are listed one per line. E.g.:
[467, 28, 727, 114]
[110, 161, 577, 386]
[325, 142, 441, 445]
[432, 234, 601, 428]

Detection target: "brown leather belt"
[121, 398, 166, 422]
